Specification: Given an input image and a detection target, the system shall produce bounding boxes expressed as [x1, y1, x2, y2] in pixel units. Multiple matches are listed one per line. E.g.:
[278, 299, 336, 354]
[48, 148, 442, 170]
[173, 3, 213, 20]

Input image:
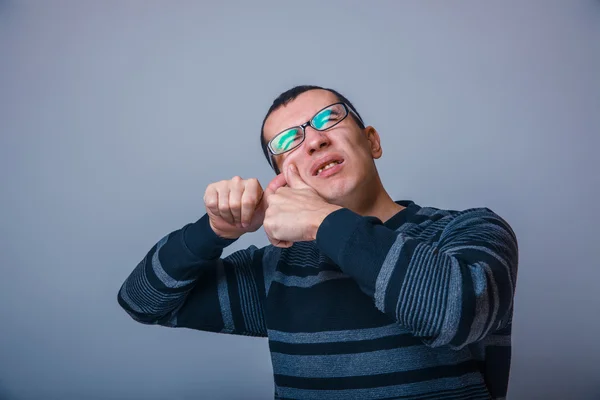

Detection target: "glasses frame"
[266, 102, 364, 171]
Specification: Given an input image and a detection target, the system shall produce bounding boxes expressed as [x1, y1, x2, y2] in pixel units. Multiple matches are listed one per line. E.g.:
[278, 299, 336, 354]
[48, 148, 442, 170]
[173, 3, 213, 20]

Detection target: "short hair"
[260, 85, 365, 174]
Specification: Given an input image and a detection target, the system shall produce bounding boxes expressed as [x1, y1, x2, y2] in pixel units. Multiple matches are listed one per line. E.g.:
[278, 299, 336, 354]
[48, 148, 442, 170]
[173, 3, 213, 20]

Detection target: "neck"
[340, 174, 405, 223]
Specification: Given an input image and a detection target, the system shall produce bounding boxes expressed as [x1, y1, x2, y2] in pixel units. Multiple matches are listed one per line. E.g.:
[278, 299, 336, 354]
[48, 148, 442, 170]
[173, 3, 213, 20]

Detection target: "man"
[118, 85, 519, 399]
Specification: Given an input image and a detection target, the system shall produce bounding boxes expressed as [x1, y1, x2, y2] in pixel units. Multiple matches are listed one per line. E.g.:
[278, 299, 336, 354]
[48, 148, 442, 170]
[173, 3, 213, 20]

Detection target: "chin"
[316, 183, 353, 205]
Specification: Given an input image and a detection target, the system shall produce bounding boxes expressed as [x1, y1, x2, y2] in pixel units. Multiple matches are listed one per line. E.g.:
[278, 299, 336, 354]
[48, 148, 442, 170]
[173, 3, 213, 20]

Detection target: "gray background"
[1, 1, 599, 399]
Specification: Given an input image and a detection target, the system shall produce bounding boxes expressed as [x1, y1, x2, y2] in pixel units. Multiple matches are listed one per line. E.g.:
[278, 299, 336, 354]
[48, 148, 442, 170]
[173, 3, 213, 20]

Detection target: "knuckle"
[246, 178, 260, 190]
[204, 184, 215, 195]
[242, 197, 256, 207]
[204, 194, 217, 206]
[205, 198, 217, 208]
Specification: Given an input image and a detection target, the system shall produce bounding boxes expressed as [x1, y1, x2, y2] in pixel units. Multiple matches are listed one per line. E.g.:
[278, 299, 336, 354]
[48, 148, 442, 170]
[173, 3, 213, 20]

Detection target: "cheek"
[280, 153, 306, 175]
[278, 156, 291, 173]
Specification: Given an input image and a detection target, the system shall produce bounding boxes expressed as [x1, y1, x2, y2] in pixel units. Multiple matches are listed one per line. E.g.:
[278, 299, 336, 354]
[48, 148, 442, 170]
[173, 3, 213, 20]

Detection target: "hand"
[263, 165, 342, 247]
[204, 176, 272, 239]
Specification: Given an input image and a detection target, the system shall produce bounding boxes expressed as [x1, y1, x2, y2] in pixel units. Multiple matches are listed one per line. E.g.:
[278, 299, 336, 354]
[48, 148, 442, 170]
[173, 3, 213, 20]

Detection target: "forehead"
[263, 89, 340, 142]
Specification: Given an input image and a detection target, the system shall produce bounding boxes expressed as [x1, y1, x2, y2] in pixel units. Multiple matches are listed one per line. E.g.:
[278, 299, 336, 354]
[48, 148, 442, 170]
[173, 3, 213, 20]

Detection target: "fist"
[203, 176, 265, 239]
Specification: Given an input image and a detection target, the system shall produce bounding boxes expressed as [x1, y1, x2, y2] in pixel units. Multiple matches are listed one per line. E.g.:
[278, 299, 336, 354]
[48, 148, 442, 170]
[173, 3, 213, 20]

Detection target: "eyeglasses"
[266, 102, 364, 163]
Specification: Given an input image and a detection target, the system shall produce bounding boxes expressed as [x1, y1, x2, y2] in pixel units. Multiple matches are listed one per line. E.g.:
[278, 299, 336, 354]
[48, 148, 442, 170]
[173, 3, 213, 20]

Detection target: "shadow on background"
[0, 381, 12, 400]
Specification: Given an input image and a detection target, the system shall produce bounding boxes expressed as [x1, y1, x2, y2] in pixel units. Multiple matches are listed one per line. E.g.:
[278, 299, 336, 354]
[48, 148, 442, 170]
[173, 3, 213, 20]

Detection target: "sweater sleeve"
[117, 214, 269, 337]
[316, 207, 518, 349]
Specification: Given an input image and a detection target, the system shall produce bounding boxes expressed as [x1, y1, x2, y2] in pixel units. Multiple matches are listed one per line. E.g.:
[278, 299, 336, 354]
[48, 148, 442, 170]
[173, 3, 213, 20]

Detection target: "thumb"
[257, 173, 286, 215]
[263, 173, 287, 199]
[285, 164, 311, 189]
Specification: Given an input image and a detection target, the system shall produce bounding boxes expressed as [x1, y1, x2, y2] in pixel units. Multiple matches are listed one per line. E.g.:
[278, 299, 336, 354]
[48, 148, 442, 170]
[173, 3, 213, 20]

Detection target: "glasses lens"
[269, 127, 303, 155]
[312, 104, 347, 131]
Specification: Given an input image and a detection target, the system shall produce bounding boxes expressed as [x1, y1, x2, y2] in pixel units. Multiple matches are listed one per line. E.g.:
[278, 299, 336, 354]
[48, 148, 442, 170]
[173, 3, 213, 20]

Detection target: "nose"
[304, 126, 330, 156]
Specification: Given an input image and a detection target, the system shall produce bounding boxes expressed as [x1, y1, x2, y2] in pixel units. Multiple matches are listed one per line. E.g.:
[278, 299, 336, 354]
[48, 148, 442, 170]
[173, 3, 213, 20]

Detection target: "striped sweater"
[118, 200, 519, 399]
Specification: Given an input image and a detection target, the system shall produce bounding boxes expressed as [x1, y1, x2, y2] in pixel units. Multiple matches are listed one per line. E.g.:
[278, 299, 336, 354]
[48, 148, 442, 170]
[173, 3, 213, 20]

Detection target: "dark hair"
[260, 85, 365, 174]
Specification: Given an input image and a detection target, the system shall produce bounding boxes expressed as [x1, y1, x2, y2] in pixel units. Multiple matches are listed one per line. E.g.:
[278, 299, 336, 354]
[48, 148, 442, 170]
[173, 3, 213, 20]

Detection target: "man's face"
[263, 89, 382, 203]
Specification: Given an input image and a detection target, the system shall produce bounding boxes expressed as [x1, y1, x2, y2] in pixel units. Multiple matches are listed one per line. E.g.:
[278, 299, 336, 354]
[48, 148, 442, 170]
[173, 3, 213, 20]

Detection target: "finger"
[204, 185, 220, 216]
[241, 179, 262, 227]
[266, 233, 293, 248]
[229, 177, 244, 226]
[217, 185, 235, 225]
[264, 173, 287, 199]
[263, 210, 292, 248]
[274, 239, 294, 248]
[284, 164, 311, 189]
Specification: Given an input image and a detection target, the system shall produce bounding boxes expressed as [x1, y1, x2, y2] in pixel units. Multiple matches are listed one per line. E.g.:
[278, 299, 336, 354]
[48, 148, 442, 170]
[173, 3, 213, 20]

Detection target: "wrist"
[209, 219, 243, 240]
[184, 214, 237, 259]
[310, 204, 343, 241]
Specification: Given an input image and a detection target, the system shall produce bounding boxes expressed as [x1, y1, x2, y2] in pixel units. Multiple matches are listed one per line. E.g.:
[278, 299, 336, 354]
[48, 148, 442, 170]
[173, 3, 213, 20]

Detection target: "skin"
[204, 89, 404, 247]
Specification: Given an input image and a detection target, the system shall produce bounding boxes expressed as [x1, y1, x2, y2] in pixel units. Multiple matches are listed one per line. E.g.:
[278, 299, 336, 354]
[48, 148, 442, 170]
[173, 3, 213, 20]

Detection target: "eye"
[313, 108, 342, 130]
[273, 128, 302, 152]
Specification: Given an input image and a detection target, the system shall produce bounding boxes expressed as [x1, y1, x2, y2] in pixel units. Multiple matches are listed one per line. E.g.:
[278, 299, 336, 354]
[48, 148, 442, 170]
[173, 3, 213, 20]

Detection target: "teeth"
[317, 161, 340, 175]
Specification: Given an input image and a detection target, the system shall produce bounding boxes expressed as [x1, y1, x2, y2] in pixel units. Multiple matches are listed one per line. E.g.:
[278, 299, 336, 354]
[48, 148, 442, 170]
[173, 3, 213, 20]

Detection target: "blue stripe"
[235, 263, 263, 334]
[216, 260, 234, 331]
[271, 346, 474, 378]
[483, 334, 511, 347]
[417, 257, 461, 347]
[272, 270, 348, 288]
[263, 246, 280, 295]
[395, 243, 445, 338]
[470, 263, 498, 343]
[375, 233, 406, 310]
[152, 235, 195, 288]
[124, 263, 180, 314]
[275, 372, 485, 400]
[119, 284, 144, 314]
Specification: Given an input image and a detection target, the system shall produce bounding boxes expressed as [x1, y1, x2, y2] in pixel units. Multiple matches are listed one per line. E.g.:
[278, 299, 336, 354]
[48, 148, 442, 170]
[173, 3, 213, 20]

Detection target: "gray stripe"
[216, 260, 234, 331]
[395, 222, 419, 232]
[375, 233, 406, 310]
[465, 262, 491, 345]
[119, 284, 144, 314]
[235, 265, 252, 331]
[268, 323, 409, 344]
[262, 246, 280, 295]
[423, 256, 461, 347]
[124, 265, 181, 314]
[152, 236, 195, 288]
[408, 244, 439, 336]
[476, 263, 501, 342]
[236, 264, 262, 334]
[275, 372, 485, 400]
[395, 242, 437, 336]
[445, 245, 510, 270]
[227, 247, 266, 335]
[128, 279, 178, 314]
[271, 346, 473, 378]
[272, 270, 347, 288]
[446, 243, 515, 298]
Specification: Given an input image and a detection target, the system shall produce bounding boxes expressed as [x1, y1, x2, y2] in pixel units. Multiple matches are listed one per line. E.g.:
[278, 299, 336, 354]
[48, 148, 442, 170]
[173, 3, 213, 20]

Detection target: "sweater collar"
[383, 200, 421, 230]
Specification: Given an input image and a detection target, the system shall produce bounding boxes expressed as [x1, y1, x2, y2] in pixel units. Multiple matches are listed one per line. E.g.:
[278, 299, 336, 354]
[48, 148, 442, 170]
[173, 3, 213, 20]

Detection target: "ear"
[364, 126, 382, 159]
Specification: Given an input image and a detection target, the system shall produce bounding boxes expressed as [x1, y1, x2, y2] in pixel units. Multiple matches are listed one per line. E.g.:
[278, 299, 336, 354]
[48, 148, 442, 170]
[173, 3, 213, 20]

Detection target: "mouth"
[312, 158, 345, 177]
